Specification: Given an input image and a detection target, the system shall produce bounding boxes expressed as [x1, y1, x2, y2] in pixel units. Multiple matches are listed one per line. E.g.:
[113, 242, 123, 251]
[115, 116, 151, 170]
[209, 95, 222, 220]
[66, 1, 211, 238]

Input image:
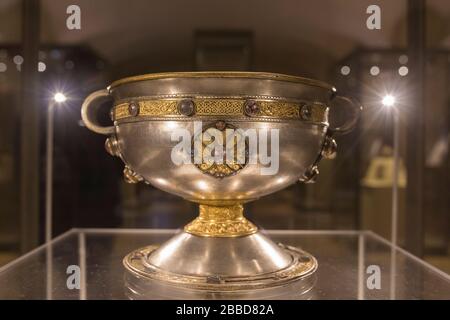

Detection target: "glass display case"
[0, 228, 449, 300]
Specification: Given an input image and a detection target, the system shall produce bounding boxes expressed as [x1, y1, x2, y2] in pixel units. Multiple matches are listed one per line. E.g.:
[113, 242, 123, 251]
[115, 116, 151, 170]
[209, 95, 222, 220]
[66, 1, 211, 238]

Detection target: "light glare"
[382, 95, 396, 107]
[54, 92, 67, 103]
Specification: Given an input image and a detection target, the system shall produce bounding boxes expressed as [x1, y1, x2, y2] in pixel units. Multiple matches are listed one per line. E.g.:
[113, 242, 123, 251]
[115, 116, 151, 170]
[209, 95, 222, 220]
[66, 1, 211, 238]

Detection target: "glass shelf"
[0, 228, 449, 299]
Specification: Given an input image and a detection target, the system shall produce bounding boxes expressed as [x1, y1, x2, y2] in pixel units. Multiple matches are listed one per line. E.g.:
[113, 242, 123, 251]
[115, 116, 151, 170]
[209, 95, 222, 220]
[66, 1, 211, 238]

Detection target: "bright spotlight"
[53, 92, 67, 103]
[382, 95, 396, 107]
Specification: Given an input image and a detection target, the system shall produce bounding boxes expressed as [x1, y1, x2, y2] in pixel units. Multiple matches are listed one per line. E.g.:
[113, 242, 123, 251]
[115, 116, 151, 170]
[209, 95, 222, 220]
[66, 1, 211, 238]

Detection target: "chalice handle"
[328, 95, 362, 135]
[81, 89, 115, 135]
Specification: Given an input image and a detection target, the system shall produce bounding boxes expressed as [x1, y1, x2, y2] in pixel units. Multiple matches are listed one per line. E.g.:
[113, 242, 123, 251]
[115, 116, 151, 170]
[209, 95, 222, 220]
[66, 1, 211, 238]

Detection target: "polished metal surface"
[108, 71, 335, 100]
[116, 120, 326, 203]
[123, 230, 318, 291]
[124, 271, 317, 300]
[81, 71, 360, 291]
[147, 231, 293, 276]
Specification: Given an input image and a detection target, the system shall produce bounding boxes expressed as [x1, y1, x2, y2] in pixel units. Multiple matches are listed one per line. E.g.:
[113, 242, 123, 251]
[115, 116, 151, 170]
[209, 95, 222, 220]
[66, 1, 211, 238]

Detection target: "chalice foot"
[123, 204, 318, 292]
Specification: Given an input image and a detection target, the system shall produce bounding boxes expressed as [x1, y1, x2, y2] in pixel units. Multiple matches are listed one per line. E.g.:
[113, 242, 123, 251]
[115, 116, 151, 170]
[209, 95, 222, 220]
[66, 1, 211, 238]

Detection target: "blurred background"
[0, 0, 448, 274]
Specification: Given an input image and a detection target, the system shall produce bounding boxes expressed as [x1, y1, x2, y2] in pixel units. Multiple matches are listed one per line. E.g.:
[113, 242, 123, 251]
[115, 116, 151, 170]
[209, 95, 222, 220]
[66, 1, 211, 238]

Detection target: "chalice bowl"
[81, 72, 360, 297]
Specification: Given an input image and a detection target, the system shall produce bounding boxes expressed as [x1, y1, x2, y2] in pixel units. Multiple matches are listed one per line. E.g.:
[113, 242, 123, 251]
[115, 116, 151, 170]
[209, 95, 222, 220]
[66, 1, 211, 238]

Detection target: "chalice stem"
[184, 204, 258, 237]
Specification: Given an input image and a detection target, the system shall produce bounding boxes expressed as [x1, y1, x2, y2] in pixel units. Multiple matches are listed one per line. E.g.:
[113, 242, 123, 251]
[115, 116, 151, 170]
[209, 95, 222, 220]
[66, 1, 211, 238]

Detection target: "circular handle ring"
[81, 89, 114, 135]
[329, 96, 362, 135]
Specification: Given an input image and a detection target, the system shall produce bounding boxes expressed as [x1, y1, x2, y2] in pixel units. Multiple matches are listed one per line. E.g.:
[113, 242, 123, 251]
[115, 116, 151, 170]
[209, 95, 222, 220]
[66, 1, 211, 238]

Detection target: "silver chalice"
[81, 71, 360, 294]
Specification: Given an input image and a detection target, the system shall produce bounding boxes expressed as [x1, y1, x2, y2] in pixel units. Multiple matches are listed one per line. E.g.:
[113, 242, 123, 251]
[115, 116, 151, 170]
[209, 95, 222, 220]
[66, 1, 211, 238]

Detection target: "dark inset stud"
[300, 104, 312, 120]
[128, 102, 140, 117]
[178, 99, 195, 116]
[244, 100, 260, 116]
[215, 120, 226, 131]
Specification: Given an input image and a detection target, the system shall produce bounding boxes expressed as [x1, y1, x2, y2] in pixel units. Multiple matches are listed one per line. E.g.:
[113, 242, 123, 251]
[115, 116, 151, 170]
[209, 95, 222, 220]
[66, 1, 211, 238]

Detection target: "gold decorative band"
[184, 204, 257, 237]
[113, 98, 328, 123]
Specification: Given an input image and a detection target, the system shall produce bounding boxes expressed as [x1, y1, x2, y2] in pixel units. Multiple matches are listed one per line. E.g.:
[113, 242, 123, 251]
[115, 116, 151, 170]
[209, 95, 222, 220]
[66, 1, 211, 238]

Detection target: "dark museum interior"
[0, 0, 449, 299]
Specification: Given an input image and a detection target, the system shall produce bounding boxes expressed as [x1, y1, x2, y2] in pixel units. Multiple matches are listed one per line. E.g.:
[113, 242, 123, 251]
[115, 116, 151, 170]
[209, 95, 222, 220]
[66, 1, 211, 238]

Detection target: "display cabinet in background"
[334, 48, 450, 270]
